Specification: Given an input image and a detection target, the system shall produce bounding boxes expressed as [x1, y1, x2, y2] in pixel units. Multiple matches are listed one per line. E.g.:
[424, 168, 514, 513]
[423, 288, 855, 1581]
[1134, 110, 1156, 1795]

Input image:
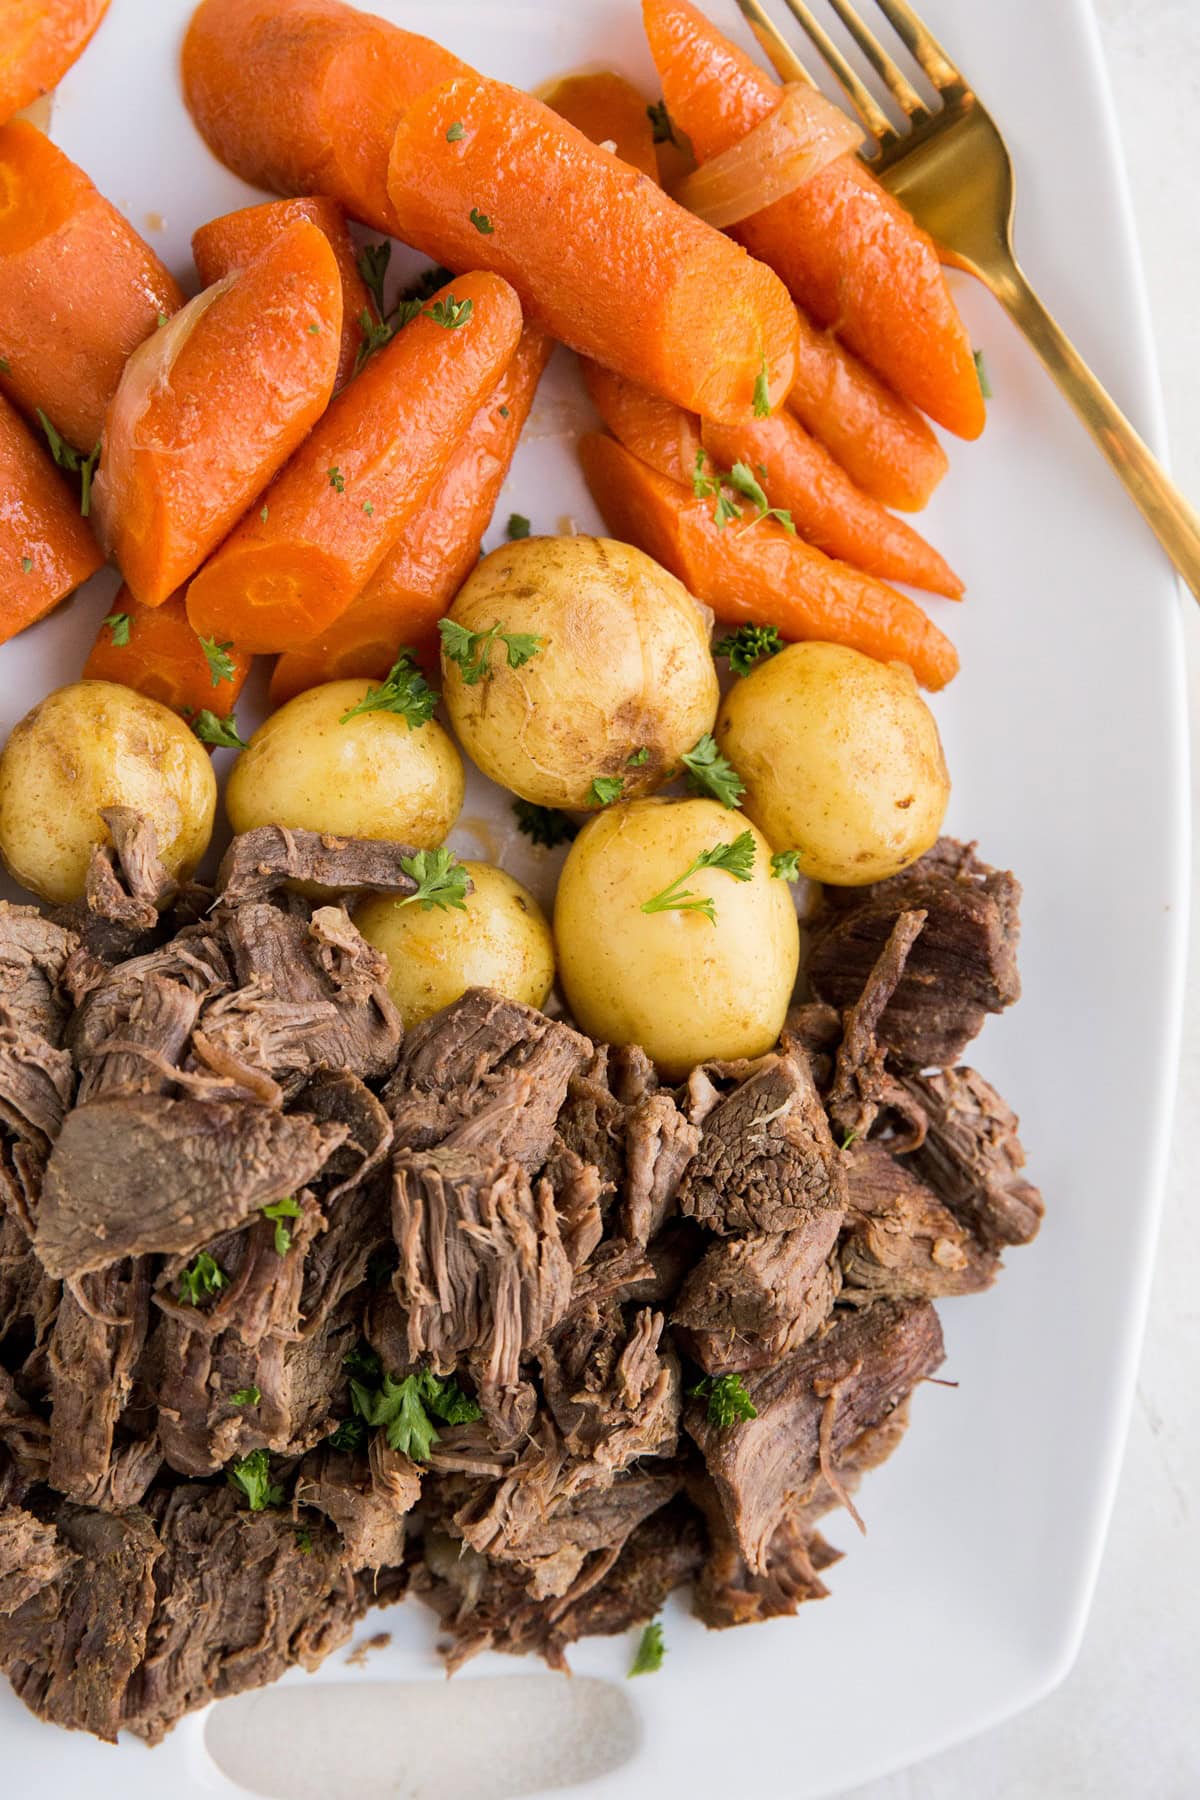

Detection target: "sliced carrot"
[0, 1, 111, 126]
[187, 270, 523, 655]
[182, 0, 466, 232]
[268, 322, 553, 706]
[83, 587, 253, 719]
[642, 0, 984, 440]
[581, 359, 703, 486]
[700, 413, 962, 597]
[192, 196, 374, 391]
[0, 390, 102, 644]
[0, 121, 183, 451]
[541, 71, 659, 180]
[580, 430, 957, 690]
[91, 217, 342, 611]
[385, 72, 797, 427]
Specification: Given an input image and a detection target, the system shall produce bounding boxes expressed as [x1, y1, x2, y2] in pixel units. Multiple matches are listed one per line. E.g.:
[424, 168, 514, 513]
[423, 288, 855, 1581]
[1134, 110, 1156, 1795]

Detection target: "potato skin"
[442, 535, 718, 809]
[0, 680, 216, 905]
[355, 861, 554, 1029]
[554, 797, 798, 1079]
[716, 642, 949, 887]
[225, 679, 464, 847]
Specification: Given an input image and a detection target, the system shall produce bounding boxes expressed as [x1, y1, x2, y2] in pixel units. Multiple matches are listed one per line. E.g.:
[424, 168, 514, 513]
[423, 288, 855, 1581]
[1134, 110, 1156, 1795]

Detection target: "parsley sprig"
[351, 255, 458, 372]
[589, 775, 624, 807]
[438, 617, 543, 685]
[690, 1371, 758, 1427]
[102, 610, 131, 648]
[629, 1620, 665, 1675]
[512, 800, 578, 849]
[37, 409, 100, 516]
[973, 347, 993, 399]
[357, 242, 391, 317]
[262, 1195, 302, 1255]
[713, 623, 783, 677]
[177, 1251, 226, 1306]
[680, 734, 744, 808]
[192, 710, 248, 750]
[753, 352, 771, 418]
[199, 634, 236, 686]
[692, 451, 794, 534]
[771, 850, 801, 881]
[328, 1416, 367, 1453]
[338, 649, 438, 728]
[350, 1367, 481, 1462]
[641, 831, 756, 925]
[229, 1385, 261, 1407]
[227, 1448, 283, 1511]
[397, 847, 470, 912]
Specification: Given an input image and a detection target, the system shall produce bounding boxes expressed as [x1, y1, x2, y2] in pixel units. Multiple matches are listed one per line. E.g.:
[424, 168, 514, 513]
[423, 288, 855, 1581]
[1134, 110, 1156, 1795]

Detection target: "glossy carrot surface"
[0, 391, 103, 644]
[541, 70, 659, 179]
[0, 121, 182, 451]
[581, 359, 703, 486]
[92, 217, 342, 609]
[0, 0, 111, 126]
[83, 587, 253, 719]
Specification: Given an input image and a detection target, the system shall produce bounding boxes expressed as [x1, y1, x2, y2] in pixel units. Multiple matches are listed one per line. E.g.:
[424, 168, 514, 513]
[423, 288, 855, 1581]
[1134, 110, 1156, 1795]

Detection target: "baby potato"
[442, 535, 718, 809]
[355, 861, 554, 1029]
[716, 642, 949, 887]
[225, 678, 464, 847]
[554, 797, 798, 1079]
[0, 680, 216, 905]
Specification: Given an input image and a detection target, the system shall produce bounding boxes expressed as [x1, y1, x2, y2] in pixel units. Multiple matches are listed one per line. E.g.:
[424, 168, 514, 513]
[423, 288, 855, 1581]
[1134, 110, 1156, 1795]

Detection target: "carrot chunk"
[581, 359, 703, 487]
[83, 588, 253, 720]
[541, 71, 660, 180]
[0, 391, 102, 644]
[0, 1, 111, 126]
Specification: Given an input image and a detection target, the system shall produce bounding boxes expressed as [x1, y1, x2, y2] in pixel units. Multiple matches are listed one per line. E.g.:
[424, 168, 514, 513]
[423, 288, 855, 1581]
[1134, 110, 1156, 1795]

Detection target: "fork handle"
[990, 261, 1200, 602]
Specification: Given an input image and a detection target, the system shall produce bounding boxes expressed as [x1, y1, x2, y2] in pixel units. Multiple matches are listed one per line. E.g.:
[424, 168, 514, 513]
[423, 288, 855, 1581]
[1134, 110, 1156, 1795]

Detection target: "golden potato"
[441, 535, 718, 809]
[554, 797, 798, 1078]
[355, 861, 554, 1029]
[716, 642, 949, 886]
[225, 679, 464, 848]
[0, 680, 216, 905]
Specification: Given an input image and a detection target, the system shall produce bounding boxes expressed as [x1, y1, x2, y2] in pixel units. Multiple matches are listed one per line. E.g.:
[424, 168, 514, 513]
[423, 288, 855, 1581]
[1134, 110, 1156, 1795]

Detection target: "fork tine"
[776, 0, 900, 143]
[734, 0, 817, 91]
[824, 0, 929, 120]
[869, 0, 964, 95]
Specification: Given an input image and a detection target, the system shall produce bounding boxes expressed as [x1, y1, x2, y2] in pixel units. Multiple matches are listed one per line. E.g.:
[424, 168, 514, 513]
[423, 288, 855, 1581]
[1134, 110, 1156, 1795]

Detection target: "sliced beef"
[0, 1024, 72, 1148]
[672, 1209, 843, 1374]
[898, 1066, 1044, 1249]
[687, 1298, 945, 1571]
[217, 825, 420, 904]
[808, 838, 1021, 1067]
[73, 972, 202, 1103]
[47, 1260, 160, 1508]
[0, 1507, 74, 1615]
[385, 988, 590, 1169]
[295, 1439, 420, 1568]
[677, 1051, 845, 1235]
[300, 1170, 392, 1341]
[36, 1095, 346, 1278]
[0, 905, 77, 1046]
[840, 1141, 1000, 1301]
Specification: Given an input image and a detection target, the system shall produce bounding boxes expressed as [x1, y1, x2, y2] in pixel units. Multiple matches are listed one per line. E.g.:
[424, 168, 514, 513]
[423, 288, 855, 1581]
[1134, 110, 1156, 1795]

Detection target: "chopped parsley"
[198, 634, 237, 686]
[438, 616, 542, 685]
[713, 623, 783, 677]
[0, 356, 9, 373]
[469, 206, 494, 234]
[36, 409, 100, 516]
[690, 1371, 758, 1427]
[307, 320, 321, 334]
[338, 648, 438, 727]
[425, 293, 473, 330]
[506, 512, 531, 540]
[294, 1526, 314, 1554]
[19, 556, 32, 575]
[192, 710, 248, 750]
[352, 261, 458, 370]
[753, 352, 771, 418]
[357, 242, 391, 316]
[641, 831, 756, 925]
[589, 775, 624, 807]
[260, 503, 269, 522]
[178, 1251, 227, 1306]
[627, 746, 650, 767]
[646, 99, 677, 146]
[512, 800, 578, 849]
[362, 500, 374, 515]
[498, 404, 510, 419]
[396, 847, 470, 913]
[350, 1367, 481, 1463]
[771, 849, 802, 881]
[328, 465, 346, 493]
[629, 1620, 665, 1675]
[262, 1195, 302, 1255]
[973, 348, 992, 399]
[229, 1386, 261, 1407]
[446, 120, 466, 142]
[692, 450, 793, 533]
[102, 610, 132, 648]
[680, 733, 744, 808]
[328, 1416, 367, 1453]
[156, 311, 169, 328]
[354, 307, 396, 373]
[839, 1127, 859, 1151]
[227, 1448, 283, 1512]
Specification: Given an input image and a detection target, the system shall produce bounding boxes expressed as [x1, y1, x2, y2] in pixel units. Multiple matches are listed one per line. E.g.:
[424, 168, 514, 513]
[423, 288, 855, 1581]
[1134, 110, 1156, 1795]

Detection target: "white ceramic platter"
[0, 1, 1188, 1795]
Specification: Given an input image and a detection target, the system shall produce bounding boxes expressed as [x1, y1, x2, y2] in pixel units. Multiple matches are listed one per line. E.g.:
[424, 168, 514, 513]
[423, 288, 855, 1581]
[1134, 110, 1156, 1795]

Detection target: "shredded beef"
[217, 825, 420, 904]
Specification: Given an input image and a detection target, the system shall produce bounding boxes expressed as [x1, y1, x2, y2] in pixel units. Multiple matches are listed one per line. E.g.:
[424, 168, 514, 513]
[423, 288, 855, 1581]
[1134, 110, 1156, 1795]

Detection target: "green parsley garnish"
[328, 465, 345, 493]
[328, 1416, 367, 1453]
[692, 450, 792, 533]
[262, 1195, 302, 1255]
[512, 800, 578, 849]
[438, 617, 543, 685]
[713, 623, 783, 677]
[840, 1127, 859, 1151]
[362, 500, 374, 516]
[646, 99, 677, 146]
[396, 847, 470, 913]
[102, 611, 132, 648]
[260, 503, 269, 522]
[229, 1386, 261, 1407]
[351, 1367, 481, 1463]
[338, 648, 438, 727]
[343, 1344, 382, 1383]
[973, 348, 992, 399]
[753, 352, 771, 418]
[156, 311, 169, 328]
[354, 306, 396, 373]
[690, 1371, 758, 1428]
[227, 1448, 283, 1512]
[425, 293, 474, 330]
[192, 710, 249, 750]
[0, 356, 10, 373]
[198, 634, 236, 687]
[589, 775, 624, 807]
[178, 1251, 227, 1306]
[498, 404, 510, 418]
[506, 512, 531, 539]
[357, 242, 391, 316]
[307, 321, 321, 334]
[19, 556, 32, 575]
[469, 207, 494, 235]
[771, 850, 801, 881]
[36, 410, 100, 516]
[629, 1620, 665, 1675]
[627, 746, 650, 767]
[680, 733, 744, 808]
[641, 831, 756, 926]
[294, 1526, 314, 1554]
[446, 120, 466, 142]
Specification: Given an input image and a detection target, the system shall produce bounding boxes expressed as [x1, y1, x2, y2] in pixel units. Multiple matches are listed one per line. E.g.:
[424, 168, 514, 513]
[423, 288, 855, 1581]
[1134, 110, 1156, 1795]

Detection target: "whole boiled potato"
[441, 536, 718, 809]
[225, 679, 464, 847]
[355, 861, 554, 1029]
[0, 680, 216, 905]
[716, 642, 949, 886]
[554, 797, 798, 1078]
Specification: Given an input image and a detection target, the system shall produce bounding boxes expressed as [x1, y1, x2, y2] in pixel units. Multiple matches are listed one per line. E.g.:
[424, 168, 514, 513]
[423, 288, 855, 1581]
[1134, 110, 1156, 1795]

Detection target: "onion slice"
[671, 84, 863, 228]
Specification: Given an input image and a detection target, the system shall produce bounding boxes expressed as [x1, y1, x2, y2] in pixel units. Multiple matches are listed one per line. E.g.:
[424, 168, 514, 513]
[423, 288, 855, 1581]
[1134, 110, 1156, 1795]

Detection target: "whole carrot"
[192, 196, 375, 390]
[187, 270, 523, 655]
[83, 588, 253, 720]
[269, 322, 553, 705]
[92, 217, 342, 610]
[0, 121, 182, 451]
[385, 71, 797, 426]
[581, 359, 703, 486]
[182, 0, 466, 231]
[540, 70, 659, 180]
[0, 1, 111, 126]
[580, 431, 957, 690]
[643, 0, 984, 440]
[0, 391, 102, 645]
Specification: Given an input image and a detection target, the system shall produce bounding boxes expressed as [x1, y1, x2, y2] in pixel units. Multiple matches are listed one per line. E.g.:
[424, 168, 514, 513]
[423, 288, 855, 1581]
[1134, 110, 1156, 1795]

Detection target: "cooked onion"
[671, 83, 863, 227]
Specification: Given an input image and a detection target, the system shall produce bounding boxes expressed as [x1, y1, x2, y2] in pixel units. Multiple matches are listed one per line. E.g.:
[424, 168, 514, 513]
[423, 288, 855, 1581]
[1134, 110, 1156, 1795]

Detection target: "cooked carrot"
[187, 270, 523, 655]
[0, 391, 102, 644]
[642, 0, 984, 440]
[92, 217, 342, 612]
[700, 413, 962, 597]
[580, 431, 957, 689]
[83, 587, 253, 718]
[385, 72, 797, 427]
[269, 322, 553, 706]
[0, 1, 111, 126]
[581, 359, 702, 486]
[193, 196, 374, 391]
[541, 71, 659, 180]
[0, 121, 183, 451]
[182, 0, 466, 232]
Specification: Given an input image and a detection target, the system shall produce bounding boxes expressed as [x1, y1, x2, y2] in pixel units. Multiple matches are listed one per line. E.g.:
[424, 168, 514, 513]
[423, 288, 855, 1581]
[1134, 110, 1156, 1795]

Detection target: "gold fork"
[737, 0, 1200, 602]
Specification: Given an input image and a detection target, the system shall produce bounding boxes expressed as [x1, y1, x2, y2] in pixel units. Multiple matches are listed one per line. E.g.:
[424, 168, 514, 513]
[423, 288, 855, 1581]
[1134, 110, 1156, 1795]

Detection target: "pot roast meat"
[689, 1478, 842, 1631]
[0, 1508, 74, 1617]
[538, 1303, 681, 1468]
[0, 1025, 73, 1149]
[47, 1259, 160, 1508]
[73, 972, 203, 1104]
[622, 1091, 701, 1246]
[672, 1209, 843, 1374]
[217, 825, 421, 905]
[899, 1066, 1044, 1249]
[825, 909, 927, 1142]
[0, 906, 77, 1047]
[840, 1141, 1001, 1301]
[295, 1441, 420, 1570]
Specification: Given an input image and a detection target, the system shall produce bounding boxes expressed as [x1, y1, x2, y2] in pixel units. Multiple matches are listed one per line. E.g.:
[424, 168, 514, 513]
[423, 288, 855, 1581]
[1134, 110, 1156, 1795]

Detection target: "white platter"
[0, 0, 1189, 1795]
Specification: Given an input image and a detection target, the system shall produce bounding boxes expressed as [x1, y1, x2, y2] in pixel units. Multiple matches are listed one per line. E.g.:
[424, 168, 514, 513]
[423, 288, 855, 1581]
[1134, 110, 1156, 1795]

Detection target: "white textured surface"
[846, 1, 1200, 1794]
